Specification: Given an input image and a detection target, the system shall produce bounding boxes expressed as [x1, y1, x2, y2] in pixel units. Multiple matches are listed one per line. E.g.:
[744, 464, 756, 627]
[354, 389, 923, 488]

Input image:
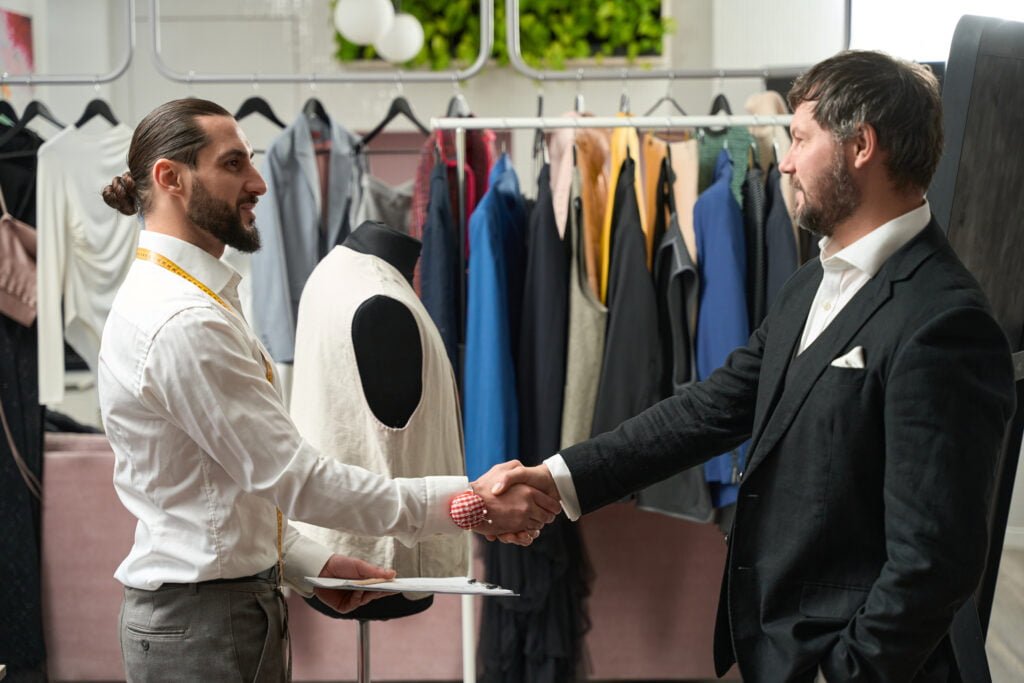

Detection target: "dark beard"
[187, 178, 262, 253]
[794, 148, 860, 238]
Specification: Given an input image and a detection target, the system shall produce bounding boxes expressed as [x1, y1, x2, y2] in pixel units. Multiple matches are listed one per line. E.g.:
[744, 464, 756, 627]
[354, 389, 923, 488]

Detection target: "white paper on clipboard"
[306, 576, 517, 596]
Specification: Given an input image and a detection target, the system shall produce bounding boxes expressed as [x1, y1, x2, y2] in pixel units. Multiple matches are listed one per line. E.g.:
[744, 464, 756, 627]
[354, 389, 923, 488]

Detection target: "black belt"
[152, 565, 278, 590]
[203, 565, 278, 585]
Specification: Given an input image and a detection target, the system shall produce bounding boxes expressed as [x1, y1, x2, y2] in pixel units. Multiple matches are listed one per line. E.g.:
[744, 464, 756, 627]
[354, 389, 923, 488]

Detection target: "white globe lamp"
[334, 0, 394, 46]
[373, 13, 425, 63]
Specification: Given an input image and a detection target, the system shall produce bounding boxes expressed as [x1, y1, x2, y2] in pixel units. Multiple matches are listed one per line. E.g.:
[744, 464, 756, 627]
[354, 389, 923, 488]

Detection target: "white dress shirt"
[99, 231, 467, 592]
[546, 201, 932, 520]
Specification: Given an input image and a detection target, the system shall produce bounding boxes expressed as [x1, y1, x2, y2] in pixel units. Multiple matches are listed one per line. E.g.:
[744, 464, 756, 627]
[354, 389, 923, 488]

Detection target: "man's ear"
[153, 158, 188, 199]
[849, 122, 879, 170]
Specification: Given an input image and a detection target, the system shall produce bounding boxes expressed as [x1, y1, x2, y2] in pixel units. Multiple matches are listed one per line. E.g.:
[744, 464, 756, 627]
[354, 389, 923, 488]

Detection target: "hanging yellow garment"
[599, 116, 646, 303]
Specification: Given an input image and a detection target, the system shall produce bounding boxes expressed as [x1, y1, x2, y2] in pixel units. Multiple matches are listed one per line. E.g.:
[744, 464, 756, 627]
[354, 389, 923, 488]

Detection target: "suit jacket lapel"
[744, 219, 944, 478]
[750, 263, 821, 445]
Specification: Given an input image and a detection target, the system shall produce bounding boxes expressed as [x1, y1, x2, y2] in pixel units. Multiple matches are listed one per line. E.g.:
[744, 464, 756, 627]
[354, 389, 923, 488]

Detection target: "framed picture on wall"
[0, 9, 33, 112]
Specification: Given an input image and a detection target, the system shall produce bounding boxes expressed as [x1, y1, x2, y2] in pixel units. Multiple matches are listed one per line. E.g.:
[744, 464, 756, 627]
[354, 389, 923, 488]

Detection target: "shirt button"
[823, 301, 833, 311]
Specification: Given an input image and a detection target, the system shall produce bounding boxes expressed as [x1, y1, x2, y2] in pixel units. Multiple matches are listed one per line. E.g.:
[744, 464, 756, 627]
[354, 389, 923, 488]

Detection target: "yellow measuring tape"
[136, 246, 284, 586]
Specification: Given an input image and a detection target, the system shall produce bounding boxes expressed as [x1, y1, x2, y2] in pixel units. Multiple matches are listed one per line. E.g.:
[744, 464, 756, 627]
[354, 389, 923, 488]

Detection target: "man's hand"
[313, 554, 396, 614]
[470, 460, 561, 545]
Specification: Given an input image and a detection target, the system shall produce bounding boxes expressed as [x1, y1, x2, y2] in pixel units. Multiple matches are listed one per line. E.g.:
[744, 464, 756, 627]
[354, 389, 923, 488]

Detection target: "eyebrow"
[216, 148, 255, 162]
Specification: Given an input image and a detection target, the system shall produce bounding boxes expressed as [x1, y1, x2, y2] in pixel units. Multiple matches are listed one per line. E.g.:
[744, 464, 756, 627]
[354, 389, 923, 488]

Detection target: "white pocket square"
[830, 346, 865, 369]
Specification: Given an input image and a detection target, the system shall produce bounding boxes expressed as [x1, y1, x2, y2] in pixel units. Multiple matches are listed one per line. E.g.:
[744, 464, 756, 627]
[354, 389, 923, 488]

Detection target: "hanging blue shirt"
[464, 154, 527, 480]
[694, 150, 750, 507]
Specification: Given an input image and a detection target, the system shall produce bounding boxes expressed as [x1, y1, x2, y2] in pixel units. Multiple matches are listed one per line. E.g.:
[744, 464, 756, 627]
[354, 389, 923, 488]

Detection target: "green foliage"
[331, 0, 673, 70]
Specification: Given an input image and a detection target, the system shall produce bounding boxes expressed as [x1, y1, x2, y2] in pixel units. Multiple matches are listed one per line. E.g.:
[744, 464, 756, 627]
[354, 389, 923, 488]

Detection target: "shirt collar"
[137, 230, 241, 298]
[818, 200, 931, 277]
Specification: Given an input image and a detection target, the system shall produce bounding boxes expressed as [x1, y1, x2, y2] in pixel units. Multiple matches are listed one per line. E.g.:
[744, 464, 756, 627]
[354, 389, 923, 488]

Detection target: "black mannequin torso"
[345, 221, 423, 429]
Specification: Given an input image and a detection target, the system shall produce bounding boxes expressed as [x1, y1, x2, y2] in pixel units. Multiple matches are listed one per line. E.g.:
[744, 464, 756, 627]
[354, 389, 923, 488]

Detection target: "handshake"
[464, 460, 561, 546]
[316, 461, 560, 613]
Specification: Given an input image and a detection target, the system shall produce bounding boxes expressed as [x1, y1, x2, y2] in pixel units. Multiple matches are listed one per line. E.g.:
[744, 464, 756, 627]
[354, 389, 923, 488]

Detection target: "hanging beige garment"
[560, 168, 608, 450]
[641, 134, 668, 270]
[745, 91, 798, 242]
[548, 112, 589, 239]
[669, 138, 700, 267]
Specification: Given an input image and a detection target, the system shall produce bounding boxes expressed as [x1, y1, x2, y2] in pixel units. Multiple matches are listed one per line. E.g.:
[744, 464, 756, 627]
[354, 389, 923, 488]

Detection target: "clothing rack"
[148, 0, 493, 85]
[430, 113, 793, 364]
[433, 111, 791, 682]
[0, 0, 134, 86]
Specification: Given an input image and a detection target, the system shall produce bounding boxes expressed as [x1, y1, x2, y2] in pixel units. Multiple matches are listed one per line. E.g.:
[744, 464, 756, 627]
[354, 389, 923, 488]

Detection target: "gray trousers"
[120, 567, 288, 682]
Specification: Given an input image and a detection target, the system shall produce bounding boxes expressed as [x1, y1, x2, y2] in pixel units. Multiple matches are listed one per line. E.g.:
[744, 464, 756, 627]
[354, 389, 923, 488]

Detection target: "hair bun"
[102, 172, 138, 216]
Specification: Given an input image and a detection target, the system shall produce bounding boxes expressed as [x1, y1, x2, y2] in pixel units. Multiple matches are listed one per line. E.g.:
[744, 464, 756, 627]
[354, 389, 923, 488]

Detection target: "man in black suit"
[482, 51, 1017, 681]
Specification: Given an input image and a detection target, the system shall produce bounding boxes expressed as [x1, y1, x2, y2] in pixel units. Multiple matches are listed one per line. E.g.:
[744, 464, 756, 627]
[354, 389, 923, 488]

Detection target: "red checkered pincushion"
[449, 490, 488, 530]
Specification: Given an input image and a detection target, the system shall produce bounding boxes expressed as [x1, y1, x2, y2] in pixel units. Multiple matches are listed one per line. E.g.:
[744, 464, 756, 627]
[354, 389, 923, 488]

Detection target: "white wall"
[712, 0, 846, 116]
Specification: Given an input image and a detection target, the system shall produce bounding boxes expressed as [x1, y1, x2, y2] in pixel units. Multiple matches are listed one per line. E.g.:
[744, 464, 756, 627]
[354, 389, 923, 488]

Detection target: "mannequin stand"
[357, 620, 370, 683]
[305, 592, 433, 683]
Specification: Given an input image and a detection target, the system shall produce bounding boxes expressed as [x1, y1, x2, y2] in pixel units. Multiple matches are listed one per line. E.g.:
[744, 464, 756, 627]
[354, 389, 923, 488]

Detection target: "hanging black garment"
[742, 165, 768, 329]
[764, 164, 799, 310]
[0, 126, 46, 683]
[517, 163, 570, 460]
[636, 158, 713, 522]
[590, 157, 662, 437]
[420, 160, 460, 370]
[479, 163, 591, 683]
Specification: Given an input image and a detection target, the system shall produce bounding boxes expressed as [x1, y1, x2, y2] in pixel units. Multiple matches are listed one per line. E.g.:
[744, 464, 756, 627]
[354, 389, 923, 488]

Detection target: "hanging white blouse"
[36, 123, 136, 405]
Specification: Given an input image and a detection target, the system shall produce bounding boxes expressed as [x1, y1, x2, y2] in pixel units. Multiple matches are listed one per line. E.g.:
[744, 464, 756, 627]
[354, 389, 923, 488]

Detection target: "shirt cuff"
[421, 475, 471, 537]
[543, 454, 582, 521]
[282, 528, 334, 596]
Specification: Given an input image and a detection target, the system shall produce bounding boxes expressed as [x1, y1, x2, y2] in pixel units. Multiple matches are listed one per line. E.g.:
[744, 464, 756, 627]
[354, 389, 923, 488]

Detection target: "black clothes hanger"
[355, 96, 429, 152]
[23, 100, 65, 128]
[74, 98, 118, 128]
[706, 92, 733, 136]
[0, 99, 66, 148]
[302, 98, 330, 127]
[234, 96, 286, 129]
[532, 90, 545, 163]
[709, 93, 733, 115]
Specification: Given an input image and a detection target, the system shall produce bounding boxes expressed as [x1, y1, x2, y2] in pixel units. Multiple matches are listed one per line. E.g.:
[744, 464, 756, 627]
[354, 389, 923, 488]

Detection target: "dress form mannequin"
[304, 220, 436, 621]
[291, 219, 468, 681]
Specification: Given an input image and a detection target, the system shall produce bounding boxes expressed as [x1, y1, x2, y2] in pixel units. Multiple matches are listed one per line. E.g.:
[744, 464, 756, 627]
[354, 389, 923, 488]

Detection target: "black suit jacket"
[561, 219, 1016, 681]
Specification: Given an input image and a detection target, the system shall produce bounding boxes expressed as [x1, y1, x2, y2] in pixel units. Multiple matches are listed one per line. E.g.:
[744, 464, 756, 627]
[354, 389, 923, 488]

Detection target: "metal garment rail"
[0, 0, 134, 86]
[504, 0, 851, 82]
[149, 0, 493, 84]
[431, 114, 793, 130]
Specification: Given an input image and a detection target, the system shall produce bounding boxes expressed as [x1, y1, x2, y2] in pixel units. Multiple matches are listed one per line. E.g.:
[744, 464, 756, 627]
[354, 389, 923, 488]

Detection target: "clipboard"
[306, 576, 517, 596]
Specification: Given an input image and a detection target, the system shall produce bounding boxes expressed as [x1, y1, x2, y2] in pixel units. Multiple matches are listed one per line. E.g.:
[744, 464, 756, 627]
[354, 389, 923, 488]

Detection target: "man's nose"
[248, 169, 268, 196]
[778, 150, 795, 174]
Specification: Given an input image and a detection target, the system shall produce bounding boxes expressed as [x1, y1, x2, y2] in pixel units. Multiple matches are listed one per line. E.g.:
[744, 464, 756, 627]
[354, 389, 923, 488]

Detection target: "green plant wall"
[332, 0, 674, 70]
